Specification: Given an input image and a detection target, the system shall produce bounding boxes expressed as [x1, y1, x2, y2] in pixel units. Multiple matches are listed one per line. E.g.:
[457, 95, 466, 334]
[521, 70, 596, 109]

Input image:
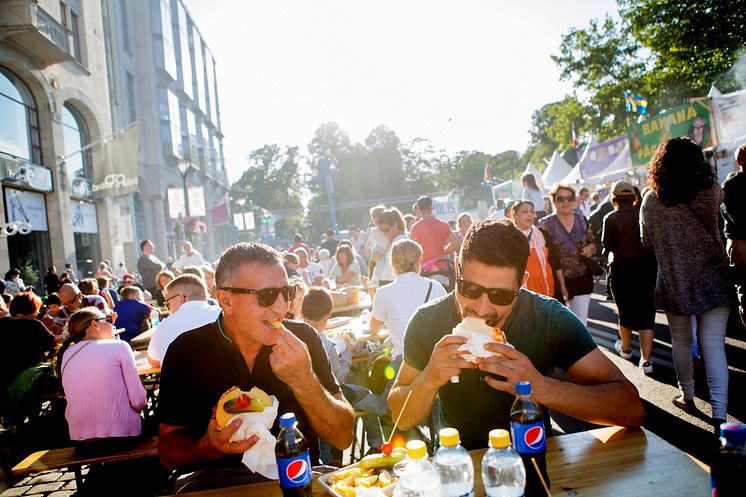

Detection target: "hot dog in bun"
[452, 316, 509, 363]
[215, 386, 272, 429]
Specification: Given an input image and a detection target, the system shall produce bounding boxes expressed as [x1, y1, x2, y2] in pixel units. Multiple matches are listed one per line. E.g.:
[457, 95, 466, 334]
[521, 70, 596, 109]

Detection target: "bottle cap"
[720, 422, 746, 446]
[439, 428, 460, 447]
[405, 440, 427, 459]
[515, 381, 532, 395]
[279, 412, 296, 428]
[489, 429, 510, 449]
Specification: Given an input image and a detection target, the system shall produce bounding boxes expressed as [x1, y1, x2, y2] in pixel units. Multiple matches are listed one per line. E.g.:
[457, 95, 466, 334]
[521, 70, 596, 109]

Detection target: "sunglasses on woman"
[220, 285, 296, 307]
[95, 314, 116, 324]
[456, 278, 519, 306]
[554, 194, 575, 203]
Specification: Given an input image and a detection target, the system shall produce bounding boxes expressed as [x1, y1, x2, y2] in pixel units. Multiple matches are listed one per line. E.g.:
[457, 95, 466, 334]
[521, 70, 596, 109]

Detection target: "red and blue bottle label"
[511, 421, 546, 453]
[277, 450, 312, 488]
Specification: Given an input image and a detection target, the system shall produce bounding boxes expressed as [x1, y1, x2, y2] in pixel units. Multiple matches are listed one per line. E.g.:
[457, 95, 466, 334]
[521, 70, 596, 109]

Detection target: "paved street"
[2, 277, 745, 495]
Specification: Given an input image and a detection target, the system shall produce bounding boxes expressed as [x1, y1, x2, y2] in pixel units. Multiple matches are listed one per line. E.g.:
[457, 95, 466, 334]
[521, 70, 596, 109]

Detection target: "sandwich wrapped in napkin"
[452, 316, 511, 363]
[216, 386, 280, 479]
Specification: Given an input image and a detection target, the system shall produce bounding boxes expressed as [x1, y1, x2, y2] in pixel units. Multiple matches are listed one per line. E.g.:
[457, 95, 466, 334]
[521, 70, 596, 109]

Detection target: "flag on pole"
[625, 90, 648, 115]
[91, 123, 140, 198]
[483, 163, 492, 182]
[571, 123, 578, 149]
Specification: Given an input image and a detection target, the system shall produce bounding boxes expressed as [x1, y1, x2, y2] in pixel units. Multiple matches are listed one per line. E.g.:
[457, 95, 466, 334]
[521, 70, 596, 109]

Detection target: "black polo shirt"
[404, 291, 597, 450]
[158, 317, 341, 466]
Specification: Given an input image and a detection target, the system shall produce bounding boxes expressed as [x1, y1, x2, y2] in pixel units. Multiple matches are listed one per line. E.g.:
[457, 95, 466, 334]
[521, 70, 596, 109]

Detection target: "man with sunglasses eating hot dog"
[157, 243, 354, 491]
[388, 220, 644, 451]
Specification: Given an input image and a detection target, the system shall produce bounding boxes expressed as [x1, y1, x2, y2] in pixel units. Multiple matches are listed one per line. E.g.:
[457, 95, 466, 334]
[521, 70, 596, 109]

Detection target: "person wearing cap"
[411, 196, 460, 271]
[602, 181, 657, 374]
[722, 144, 746, 328]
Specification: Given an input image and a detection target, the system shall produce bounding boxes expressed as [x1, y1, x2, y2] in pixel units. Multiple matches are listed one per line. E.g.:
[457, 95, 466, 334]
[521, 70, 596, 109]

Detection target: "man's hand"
[422, 335, 477, 389]
[269, 327, 314, 389]
[476, 343, 545, 400]
[205, 417, 259, 456]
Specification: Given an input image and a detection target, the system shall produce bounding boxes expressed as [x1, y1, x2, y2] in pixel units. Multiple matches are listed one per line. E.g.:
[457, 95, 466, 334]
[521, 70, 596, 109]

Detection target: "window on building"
[59, 1, 84, 63]
[62, 103, 91, 181]
[121, 1, 131, 54]
[0, 66, 42, 164]
[126, 72, 136, 122]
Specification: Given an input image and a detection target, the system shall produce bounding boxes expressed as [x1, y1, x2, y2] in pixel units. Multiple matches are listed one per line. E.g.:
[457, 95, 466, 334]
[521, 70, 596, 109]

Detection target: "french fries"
[326, 466, 398, 496]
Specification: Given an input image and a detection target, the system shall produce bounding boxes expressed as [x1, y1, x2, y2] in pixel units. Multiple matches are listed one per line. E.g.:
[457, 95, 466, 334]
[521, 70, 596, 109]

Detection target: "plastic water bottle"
[393, 440, 441, 497]
[481, 429, 526, 497]
[434, 428, 474, 497]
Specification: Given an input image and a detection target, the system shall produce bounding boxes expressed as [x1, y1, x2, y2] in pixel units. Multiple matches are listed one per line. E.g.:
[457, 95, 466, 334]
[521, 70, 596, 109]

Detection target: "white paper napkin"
[225, 396, 280, 480]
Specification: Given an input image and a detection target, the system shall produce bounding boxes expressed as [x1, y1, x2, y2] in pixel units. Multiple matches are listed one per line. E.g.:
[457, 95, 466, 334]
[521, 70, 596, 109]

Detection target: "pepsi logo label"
[510, 421, 546, 453]
[524, 426, 544, 449]
[286, 459, 308, 482]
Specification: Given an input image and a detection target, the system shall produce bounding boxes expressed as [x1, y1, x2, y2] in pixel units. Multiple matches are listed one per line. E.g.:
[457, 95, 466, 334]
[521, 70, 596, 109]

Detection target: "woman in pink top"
[58, 308, 146, 441]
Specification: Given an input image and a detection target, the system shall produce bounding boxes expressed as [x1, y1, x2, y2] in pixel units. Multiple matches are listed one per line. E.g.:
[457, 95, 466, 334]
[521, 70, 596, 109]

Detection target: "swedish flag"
[625, 90, 648, 115]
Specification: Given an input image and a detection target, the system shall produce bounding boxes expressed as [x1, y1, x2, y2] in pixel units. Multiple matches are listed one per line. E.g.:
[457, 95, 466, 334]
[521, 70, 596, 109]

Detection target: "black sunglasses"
[220, 285, 296, 307]
[456, 278, 519, 306]
[555, 194, 576, 203]
[95, 314, 116, 324]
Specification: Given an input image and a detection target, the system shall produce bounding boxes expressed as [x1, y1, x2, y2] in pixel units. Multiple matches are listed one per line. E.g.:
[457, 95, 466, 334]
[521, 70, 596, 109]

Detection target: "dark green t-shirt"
[404, 290, 597, 450]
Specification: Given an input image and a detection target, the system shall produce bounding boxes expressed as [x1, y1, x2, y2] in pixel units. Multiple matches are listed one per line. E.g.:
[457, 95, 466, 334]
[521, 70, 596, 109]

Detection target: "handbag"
[686, 206, 738, 285]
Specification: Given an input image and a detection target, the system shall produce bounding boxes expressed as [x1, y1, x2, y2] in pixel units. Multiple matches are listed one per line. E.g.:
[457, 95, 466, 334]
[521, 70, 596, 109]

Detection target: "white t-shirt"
[147, 300, 221, 364]
[172, 251, 205, 271]
[375, 234, 407, 283]
[372, 272, 447, 357]
[302, 261, 324, 285]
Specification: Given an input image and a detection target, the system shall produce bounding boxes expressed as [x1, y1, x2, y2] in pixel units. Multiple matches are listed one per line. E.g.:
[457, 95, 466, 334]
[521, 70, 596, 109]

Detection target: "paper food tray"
[318, 461, 397, 497]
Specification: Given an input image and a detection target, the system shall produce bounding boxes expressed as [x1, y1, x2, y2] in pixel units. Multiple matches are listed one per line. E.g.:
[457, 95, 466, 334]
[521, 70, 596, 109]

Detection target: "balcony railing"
[0, 0, 73, 66]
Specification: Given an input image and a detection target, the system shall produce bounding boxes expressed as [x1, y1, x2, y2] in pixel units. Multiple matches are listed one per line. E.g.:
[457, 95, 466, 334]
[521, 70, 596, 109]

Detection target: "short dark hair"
[140, 239, 152, 251]
[46, 293, 62, 307]
[302, 287, 333, 322]
[120, 286, 143, 300]
[459, 220, 529, 282]
[216, 243, 283, 289]
[648, 137, 714, 206]
[335, 244, 356, 267]
[416, 196, 433, 211]
[550, 183, 576, 201]
[9, 291, 43, 317]
[326, 229, 335, 236]
[96, 277, 109, 289]
[294, 234, 303, 243]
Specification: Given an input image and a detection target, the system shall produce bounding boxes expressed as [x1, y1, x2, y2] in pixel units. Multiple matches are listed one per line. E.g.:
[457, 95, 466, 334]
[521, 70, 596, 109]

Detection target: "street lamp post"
[177, 159, 192, 218]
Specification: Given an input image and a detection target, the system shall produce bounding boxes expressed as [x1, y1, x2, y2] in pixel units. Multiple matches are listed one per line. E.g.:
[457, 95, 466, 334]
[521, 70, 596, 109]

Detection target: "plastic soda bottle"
[510, 381, 549, 497]
[711, 422, 746, 497]
[434, 428, 474, 497]
[393, 440, 441, 497]
[481, 429, 526, 497]
[275, 412, 313, 497]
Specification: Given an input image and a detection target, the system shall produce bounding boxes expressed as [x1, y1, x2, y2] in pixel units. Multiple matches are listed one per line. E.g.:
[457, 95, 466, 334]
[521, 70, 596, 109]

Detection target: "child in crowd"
[113, 286, 151, 342]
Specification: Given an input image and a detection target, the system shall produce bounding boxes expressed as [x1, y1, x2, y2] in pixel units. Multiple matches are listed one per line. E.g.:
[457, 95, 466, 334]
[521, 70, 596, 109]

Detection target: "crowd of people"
[0, 136, 743, 495]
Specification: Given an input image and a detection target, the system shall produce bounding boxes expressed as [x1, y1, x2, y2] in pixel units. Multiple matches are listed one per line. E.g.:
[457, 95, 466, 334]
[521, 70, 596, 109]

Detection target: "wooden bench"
[12, 436, 158, 487]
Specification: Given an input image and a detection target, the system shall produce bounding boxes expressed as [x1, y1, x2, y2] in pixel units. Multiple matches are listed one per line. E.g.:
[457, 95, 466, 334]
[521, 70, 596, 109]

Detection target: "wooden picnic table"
[330, 294, 372, 316]
[181, 426, 710, 496]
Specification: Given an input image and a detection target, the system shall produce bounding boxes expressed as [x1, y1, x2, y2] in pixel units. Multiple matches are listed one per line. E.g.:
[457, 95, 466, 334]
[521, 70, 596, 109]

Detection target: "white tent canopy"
[523, 162, 545, 191]
[559, 163, 583, 185]
[542, 151, 573, 188]
[584, 141, 633, 184]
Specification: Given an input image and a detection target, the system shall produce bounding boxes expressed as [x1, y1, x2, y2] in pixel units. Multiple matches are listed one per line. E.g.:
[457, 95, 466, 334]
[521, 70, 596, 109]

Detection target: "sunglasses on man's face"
[456, 278, 519, 306]
[220, 285, 296, 307]
[555, 194, 576, 203]
[95, 315, 116, 324]
[164, 294, 185, 309]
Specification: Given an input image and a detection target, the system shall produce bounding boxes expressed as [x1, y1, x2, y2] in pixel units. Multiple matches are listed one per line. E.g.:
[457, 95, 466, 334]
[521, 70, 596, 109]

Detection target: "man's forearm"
[536, 377, 644, 428]
[293, 378, 354, 450]
[159, 430, 221, 470]
[388, 374, 439, 431]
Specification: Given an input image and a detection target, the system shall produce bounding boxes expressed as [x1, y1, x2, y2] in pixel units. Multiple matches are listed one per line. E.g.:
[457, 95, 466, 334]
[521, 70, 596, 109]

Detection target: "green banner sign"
[627, 102, 713, 166]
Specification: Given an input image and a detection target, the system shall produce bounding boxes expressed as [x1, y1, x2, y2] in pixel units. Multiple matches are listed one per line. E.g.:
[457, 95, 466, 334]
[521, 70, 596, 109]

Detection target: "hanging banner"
[578, 136, 629, 179]
[627, 102, 713, 166]
[211, 201, 230, 226]
[233, 212, 245, 231]
[167, 187, 185, 219]
[70, 201, 98, 234]
[187, 186, 206, 216]
[432, 195, 460, 222]
[91, 124, 140, 198]
[711, 89, 746, 144]
[4, 187, 48, 231]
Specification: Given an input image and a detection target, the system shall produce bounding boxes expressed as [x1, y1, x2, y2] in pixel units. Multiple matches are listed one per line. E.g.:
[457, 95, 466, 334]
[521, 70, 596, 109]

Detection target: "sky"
[183, 0, 619, 182]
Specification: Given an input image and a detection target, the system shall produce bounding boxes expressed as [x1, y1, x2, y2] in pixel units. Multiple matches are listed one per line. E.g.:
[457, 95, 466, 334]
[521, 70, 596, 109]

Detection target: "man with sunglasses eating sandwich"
[388, 220, 644, 451]
[157, 243, 354, 491]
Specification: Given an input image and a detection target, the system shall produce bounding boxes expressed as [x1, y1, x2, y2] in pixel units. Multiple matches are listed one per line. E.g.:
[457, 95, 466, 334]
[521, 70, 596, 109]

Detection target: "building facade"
[1, 0, 117, 286]
[101, 0, 229, 269]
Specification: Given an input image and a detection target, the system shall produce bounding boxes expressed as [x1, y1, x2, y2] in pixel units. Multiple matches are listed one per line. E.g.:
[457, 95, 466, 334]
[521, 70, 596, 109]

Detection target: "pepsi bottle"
[510, 381, 550, 497]
[275, 412, 313, 497]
